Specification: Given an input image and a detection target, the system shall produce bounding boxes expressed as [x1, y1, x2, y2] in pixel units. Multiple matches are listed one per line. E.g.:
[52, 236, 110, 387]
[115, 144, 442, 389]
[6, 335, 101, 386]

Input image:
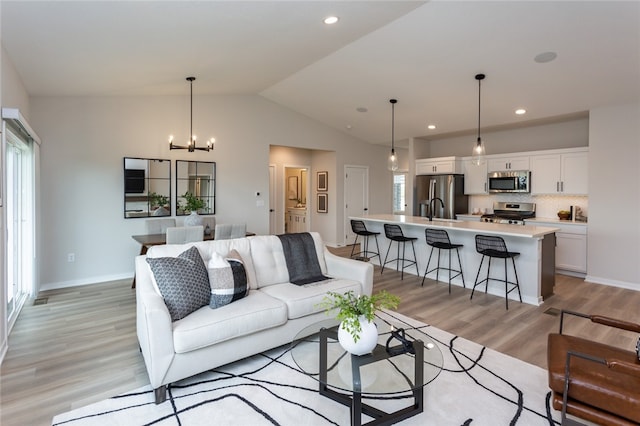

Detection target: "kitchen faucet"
[428, 197, 445, 221]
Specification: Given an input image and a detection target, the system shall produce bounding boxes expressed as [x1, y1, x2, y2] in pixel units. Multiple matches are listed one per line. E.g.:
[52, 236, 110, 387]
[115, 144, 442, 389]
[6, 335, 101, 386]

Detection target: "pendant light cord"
[475, 74, 485, 144]
[190, 77, 194, 143]
[390, 98, 397, 154]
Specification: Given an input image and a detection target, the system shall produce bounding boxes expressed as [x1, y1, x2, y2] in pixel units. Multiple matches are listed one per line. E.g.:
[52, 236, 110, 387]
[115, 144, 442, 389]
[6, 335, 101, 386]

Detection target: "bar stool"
[349, 220, 381, 262]
[421, 229, 465, 293]
[471, 235, 522, 309]
[381, 224, 419, 280]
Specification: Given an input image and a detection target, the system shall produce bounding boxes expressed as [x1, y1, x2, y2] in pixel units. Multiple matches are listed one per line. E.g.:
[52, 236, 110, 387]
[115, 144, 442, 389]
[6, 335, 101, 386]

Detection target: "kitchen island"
[350, 214, 559, 306]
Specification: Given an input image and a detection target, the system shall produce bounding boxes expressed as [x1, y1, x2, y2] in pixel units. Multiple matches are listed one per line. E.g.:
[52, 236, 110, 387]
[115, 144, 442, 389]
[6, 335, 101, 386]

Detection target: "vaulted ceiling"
[2, 1, 639, 145]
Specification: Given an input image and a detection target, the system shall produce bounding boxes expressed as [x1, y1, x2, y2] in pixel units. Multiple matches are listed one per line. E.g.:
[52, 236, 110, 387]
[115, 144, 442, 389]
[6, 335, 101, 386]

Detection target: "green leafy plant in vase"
[183, 191, 205, 213]
[318, 290, 400, 355]
[148, 192, 169, 209]
[182, 191, 206, 226]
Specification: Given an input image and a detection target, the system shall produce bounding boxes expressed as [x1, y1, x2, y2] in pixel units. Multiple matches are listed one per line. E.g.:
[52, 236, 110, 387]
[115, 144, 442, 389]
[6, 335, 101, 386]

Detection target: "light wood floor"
[2, 246, 639, 426]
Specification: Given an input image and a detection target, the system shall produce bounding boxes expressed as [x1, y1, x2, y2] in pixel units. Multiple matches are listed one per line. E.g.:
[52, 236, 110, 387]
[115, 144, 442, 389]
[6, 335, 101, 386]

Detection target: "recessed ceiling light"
[345, 124, 353, 130]
[534, 51, 557, 63]
[324, 16, 339, 25]
[356, 107, 368, 113]
[427, 124, 436, 130]
[515, 109, 527, 115]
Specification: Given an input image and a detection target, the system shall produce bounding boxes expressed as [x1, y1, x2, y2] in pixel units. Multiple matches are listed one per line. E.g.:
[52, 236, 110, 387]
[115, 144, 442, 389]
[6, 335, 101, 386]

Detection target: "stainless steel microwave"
[487, 170, 531, 193]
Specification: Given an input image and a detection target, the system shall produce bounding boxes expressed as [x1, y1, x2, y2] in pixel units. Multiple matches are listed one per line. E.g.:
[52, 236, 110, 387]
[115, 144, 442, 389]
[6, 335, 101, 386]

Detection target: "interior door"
[269, 165, 276, 234]
[344, 166, 369, 245]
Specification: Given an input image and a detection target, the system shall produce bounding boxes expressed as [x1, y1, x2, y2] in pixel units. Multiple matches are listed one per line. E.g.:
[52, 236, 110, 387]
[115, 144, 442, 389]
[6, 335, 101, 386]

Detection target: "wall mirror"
[123, 157, 171, 218]
[176, 160, 216, 215]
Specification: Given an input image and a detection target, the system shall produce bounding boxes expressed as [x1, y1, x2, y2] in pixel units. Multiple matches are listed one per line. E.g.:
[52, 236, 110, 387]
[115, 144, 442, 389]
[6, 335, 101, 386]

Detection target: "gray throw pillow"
[207, 250, 249, 309]
[146, 246, 210, 321]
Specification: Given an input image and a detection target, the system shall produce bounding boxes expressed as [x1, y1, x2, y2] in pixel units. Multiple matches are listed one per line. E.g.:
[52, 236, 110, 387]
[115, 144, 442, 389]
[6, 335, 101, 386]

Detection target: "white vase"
[184, 211, 203, 226]
[338, 317, 378, 356]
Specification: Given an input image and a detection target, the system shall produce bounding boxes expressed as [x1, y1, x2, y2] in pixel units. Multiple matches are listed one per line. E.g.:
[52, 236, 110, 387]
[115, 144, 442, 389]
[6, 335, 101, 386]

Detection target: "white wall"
[587, 103, 640, 288]
[30, 94, 393, 289]
[421, 117, 589, 158]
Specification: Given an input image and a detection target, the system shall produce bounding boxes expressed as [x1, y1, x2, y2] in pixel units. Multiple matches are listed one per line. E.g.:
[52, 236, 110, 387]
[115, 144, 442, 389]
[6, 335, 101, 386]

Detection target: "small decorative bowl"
[558, 212, 570, 220]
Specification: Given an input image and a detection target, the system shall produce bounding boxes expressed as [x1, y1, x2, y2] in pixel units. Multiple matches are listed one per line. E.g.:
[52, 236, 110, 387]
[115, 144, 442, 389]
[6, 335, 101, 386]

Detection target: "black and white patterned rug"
[52, 311, 560, 425]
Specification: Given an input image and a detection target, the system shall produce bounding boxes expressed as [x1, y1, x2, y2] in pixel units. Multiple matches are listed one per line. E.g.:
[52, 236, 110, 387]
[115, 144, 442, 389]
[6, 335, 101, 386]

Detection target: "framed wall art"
[317, 171, 328, 192]
[317, 193, 328, 213]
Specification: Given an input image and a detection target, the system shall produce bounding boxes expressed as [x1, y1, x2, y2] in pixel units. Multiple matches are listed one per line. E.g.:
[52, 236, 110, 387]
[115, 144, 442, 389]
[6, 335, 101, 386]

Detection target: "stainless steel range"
[481, 202, 535, 225]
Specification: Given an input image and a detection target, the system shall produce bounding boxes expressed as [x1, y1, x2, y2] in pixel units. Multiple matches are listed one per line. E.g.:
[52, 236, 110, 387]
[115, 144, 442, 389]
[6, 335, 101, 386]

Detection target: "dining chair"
[145, 218, 176, 235]
[214, 223, 246, 240]
[165, 226, 204, 244]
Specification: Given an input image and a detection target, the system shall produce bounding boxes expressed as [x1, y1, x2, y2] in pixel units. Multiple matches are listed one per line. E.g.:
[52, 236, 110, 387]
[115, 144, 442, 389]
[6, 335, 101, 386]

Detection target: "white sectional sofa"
[135, 232, 373, 404]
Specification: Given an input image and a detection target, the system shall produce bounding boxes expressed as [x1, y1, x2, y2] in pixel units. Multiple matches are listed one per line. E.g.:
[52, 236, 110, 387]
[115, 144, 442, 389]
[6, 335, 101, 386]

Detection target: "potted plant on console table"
[319, 290, 400, 356]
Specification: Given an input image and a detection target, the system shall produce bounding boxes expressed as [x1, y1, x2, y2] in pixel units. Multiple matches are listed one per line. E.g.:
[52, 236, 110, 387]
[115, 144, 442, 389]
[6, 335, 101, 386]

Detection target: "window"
[393, 172, 407, 214]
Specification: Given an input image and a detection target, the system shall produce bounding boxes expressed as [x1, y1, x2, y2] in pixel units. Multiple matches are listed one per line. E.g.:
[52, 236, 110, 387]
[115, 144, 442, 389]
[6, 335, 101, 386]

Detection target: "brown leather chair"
[547, 310, 640, 426]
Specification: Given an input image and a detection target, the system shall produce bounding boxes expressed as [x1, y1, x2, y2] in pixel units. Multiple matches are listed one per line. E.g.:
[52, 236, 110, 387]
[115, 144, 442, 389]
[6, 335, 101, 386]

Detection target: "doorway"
[284, 166, 309, 233]
[344, 165, 369, 245]
[4, 118, 37, 331]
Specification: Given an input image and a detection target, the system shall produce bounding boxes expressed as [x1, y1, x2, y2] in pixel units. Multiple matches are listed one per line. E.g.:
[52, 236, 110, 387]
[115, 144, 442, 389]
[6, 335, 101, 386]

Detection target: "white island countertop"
[353, 214, 559, 239]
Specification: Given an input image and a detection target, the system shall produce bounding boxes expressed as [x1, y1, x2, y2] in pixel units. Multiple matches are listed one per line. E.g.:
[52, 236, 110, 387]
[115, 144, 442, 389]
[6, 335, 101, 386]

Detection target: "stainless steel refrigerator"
[414, 174, 468, 219]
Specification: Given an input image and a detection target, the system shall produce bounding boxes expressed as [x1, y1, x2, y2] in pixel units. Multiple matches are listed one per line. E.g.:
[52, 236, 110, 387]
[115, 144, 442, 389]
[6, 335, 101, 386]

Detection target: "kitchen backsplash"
[468, 193, 588, 219]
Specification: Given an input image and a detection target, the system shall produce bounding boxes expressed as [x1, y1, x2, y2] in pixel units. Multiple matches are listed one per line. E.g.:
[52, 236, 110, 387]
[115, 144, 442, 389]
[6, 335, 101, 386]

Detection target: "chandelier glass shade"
[169, 77, 214, 152]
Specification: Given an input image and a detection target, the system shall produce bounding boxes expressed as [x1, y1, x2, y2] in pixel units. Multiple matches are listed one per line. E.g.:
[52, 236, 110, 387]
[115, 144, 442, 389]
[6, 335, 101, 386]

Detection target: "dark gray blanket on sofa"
[277, 233, 328, 285]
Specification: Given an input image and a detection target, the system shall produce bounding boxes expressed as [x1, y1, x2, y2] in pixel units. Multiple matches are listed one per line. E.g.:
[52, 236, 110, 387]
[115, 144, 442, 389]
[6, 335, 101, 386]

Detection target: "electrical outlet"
[68, 253, 75, 263]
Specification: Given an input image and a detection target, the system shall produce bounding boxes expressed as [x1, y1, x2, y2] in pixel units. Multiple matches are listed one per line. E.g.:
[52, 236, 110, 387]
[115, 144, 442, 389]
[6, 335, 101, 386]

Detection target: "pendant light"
[387, 99, 399, 171]
[471, 73, 486, 166]
[169, 77, 215, 152]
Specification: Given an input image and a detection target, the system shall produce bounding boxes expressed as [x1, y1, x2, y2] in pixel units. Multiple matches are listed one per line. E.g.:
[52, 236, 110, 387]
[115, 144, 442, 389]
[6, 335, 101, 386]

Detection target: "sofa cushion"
[260, 278, 363, 320]
[146, 246, 211, 321]
[207, 251, 249, 309]
[249, 236, 290, 287]
[172, 290, 288, 353]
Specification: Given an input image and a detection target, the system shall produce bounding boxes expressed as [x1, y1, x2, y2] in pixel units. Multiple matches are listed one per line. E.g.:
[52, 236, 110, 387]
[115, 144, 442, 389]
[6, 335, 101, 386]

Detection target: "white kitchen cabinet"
[286, 209, 308, 233]
[462, 159, 488, 194]
[416, 157, 462, 175]
[525, 219, 587, 275]
[487, 156, 529, 172]
[556, 232, 587, 274]
[530, 149, 587, 195]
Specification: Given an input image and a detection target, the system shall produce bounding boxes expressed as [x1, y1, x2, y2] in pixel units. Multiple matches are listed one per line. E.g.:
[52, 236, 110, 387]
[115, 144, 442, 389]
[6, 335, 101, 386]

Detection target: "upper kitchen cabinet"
[462, 159, 488, 194]
[487, 155, 530, 172]
[416, 156, 462, 175]
[530, 148, 588, 195]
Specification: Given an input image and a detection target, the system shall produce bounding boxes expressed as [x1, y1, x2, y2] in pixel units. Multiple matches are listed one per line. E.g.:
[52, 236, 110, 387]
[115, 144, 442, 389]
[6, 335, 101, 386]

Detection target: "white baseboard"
[584, 275, 640, 291]
[40, 272, 134, 292]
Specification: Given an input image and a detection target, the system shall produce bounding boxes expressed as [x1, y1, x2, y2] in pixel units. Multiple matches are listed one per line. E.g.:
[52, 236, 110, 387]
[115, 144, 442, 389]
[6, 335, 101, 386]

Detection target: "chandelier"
[169, 77, 214, 152]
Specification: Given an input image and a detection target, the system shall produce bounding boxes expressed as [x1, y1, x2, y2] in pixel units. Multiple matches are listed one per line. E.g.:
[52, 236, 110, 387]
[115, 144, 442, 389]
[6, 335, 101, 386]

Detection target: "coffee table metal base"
[319, 327, 424, 426]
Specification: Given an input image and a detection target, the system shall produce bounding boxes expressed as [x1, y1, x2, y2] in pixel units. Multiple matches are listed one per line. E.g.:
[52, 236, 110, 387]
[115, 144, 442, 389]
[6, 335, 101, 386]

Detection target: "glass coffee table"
[291, 317, 443, 426]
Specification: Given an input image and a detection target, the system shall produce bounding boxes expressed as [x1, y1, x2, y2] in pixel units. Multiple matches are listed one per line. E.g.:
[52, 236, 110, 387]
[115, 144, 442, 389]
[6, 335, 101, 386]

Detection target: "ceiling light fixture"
[324, 16, 339, 24]
[169, 77, 214, 152]
[471, 73, 486, 166]
[427, 124, 436, 130]
[515, 108, 527, 115]
[388, 99, 399, 171]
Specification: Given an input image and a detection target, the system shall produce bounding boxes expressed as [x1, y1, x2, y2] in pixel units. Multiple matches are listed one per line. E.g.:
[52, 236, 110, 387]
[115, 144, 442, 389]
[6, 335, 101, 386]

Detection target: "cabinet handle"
[561, 181, 564, 192]
[556, 182, 560, 192]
